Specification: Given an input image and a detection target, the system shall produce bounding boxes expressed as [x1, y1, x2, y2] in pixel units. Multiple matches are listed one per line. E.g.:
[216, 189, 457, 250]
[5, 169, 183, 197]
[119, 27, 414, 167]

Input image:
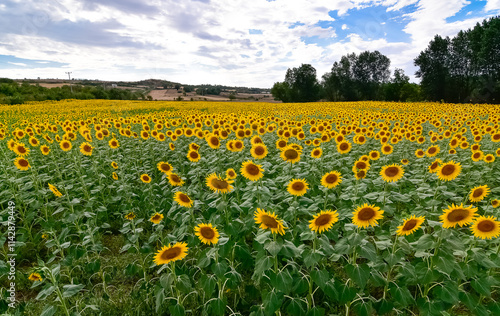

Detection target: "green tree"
[272, 64, 320, 102]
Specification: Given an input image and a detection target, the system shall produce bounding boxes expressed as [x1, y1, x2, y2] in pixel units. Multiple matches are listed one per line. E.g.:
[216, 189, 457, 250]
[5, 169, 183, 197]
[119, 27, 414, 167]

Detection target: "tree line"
[0, 79, 146, 105]
[272, 16, 499, 104]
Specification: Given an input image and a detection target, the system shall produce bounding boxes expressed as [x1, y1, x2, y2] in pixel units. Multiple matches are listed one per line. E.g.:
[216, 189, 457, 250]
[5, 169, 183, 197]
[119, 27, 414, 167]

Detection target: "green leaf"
[36, 285, 56, 300]
[281, 240, 303, 258]
[373, 299, 394, 315]
[303, 249, 322, 268]
[471, 277, 491, 296]
[416, 234, 433, 250]
[155, 289, 165, 313]
[286, 297, 306, 316]
[353, 299, 373, 316]
[211, 262, 228, 279]
[168, 304, 185, 316]
[434, 281, 459, 304]
[311, 269, 330, 289]
[263, 289, 284, 315]
[306, 306, 325, 316]
[269, 270, 293, 294]
[334, 282, 357, 304]
[253, 255, 273, 280]
[40, 305, 57, 316]
[358, 241, 377, 261]
[265, 240, 283, 257]
[209, 298, 226, 316]
[200, 274, 217, 296]
[389, 284, 413, 307]
[345, 264, 370, 289]
[62, 284, 84, 298]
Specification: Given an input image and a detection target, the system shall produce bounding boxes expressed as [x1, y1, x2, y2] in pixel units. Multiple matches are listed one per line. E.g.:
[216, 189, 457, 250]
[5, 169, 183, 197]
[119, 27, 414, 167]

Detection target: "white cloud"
[342, 24, 348, 30]
[8, 62, 27, 67]
[485, 0, 500, 12]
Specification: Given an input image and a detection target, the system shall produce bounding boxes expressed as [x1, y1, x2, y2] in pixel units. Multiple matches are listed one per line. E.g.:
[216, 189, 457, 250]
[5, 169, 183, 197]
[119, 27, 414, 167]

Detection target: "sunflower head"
[168, 173, 185, 186]
[309, 210, 339, 233]
[140, 174, 151, 183]
[251, 144, 268, 159]
[109, 139, 120, 149]
[124, 212, 136, 220]
[281, 146, 301, 163]
[380, 164, 404, 182]
[157, 161, 173, 174]
[254, 208, 286, 235]
[469, 185, 490, 202]
[187, 150, 201, 162]
[369, 150, 380, 160]
[154, 242, 188, 265]
[206, 173, 233, 194]
[436, 161, 461, 181]
[321, 171, 342, 189]
[150, 212, 164, 224]
[28, 272, 43, 282]
[112, 172, 118, 180]
[439, 203, 477, 228]
[174, 191, 193, 208]
[240, 160, 264, 181]
[111, 161, 118, 169]
[225, 168, 237, 179]
[492, 199, 500, 208]
[79, 142, 93, 156]
[195, 223, 220, 245]
[396, 215, 425, 236]
[14, 156, 30, 171]
[48, 183, 63, 197]
[287, 178, 309, 196]
[311, 147, 323, 159]
[471, 216, 500, 239]
[352, 204, 384, 228]
[337, 141, 352, 154]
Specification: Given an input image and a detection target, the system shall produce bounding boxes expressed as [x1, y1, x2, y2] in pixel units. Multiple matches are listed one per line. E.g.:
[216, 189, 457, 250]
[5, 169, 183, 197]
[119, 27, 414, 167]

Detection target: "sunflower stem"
[383, 234, 399, 299]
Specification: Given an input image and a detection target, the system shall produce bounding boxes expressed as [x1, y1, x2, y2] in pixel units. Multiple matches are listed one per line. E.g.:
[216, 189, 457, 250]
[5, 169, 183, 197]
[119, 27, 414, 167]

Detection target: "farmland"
[1, 100, 500, 315]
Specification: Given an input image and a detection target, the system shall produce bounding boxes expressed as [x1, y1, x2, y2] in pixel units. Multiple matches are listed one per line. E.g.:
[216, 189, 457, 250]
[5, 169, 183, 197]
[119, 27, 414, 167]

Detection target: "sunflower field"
[1, 100, 500, 316]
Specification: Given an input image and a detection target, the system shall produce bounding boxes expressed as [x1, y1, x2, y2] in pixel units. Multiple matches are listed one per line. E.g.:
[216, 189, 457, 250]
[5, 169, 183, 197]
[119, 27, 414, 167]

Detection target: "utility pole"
[65, 72, 73, 93]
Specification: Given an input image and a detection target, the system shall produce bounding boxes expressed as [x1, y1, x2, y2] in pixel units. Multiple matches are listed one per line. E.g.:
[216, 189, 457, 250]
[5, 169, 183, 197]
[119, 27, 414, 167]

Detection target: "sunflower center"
[190, 151, 199, 159]
[211, 178, 229, 189]
[447, 209, 469, 222]
[384, 167, 399, 177]
[371, 152, 378, 158]
[160, 247, 181, 260]
[18, 146, 26, 153]
[254, 146, 265, 155]
[179, 194, 190, 203]
[84, 145, 92, 152]
[494, 134, 500, 140]
[441, 165, 456, 176]
[383, 146, 391, 152]
[200, 227, 215, 239]
[284, 149, 298, 159]
[171, 174, 180, 182]
[19, 159, 29, 167]
[63, 142, 70, 148]
[358, 208, 375, 220]
[161, 164, 171, 172]
[356, 162, 366, 169]
[402, 219, 418, 231]
[152, 215, 161, 221]
[246, 164, 260, 176]
[292, 182, 305, 191]
[339, 143, 348, 150]
[210, 137, 219, 146]
[228, 171, 235, 176]
[473, 153, 480, 159]
[261, 215, 279, 228]
[325, 174, 338, 183]
[472, 189, 484, 198]
[315, 214, 332, 226]
[431, 162, 438, 169]
[313, 150, 320, 156]
[428, 147, 436, 154]
[278, 141, 286, 147]
[235, 142, 243, 149]
[477, 220, 495, 232]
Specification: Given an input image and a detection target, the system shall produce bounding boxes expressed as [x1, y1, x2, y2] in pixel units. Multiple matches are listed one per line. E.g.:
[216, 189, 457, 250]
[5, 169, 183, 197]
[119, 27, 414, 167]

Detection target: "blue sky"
[0, 0, 498, 87]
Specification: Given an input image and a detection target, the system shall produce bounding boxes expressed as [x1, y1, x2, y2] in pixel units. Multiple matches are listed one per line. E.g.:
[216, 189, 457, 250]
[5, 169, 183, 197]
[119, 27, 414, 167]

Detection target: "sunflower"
[187, 150, 201, 162]
[40, 145, 50, 155]
[280, 146, 301, 163]
[153, 242, 188, 265]
[14, 157, 30, 171]
[13, 143, 30, 156]
[112, 172, 118, 180]
[428, 159, 442, 173]
[491, 199, 499, 208]
[381, 144, 393, 155]
[226, 168, 237, 179]
[194, 223, 220, 245]
[352, 160, 370, 173]
[309, 210, 339, 233]
[79, 142, 93, 156]
[150, 212, 164, 224]
[206, 134, 220, 149]
[251, 144, 268, 159]
[401, 159, 409, 165]
[206, 173, 233, 193]
[140, 174, 152, 183]
[124, 212, 136, 220]
[28, 273, 43, 282]
[396, 215, 425, 236]
[380, 164, 404, 182]
[469, 185, 490, 202]
[276, 139, 288, 150]
[168, 173, 185, 186]
[174, 191, 193, 208]
[240, 160, 264, 181]
[426, 145, 440, 157]
[287, 178, 309, 196]
[440, 203, 477, 228]
[254, 208, 286, 235]
[415, 149, 425, 158]
[436, 161, 461, 181]
[337, 141, 352, 154]
[169, 143, 175, 150]
[157, 161, 173, 174]
[60, 140, 72, 152]
[484, 154, 495, 163]
[109, 139, 119, 149]
[48, 183, 63, 197]
[311, 147, 323, 159]
[321, 171, 342, 188]
[355, 169, 367, 180]
[111, 161, 118, 169]
[352, 204, 384, 228]
[369, 150, 380, 160]
[471, 216, 500, 239]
